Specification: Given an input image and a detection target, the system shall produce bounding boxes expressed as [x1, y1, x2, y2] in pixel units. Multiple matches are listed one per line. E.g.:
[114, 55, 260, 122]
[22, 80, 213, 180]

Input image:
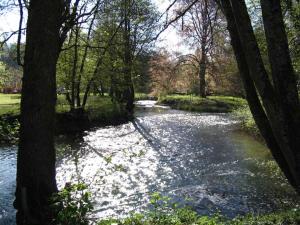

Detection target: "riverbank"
[56, 183, 300, 225]
[97, 208, 300, 225]
[157, 94, 260, 138]
[0, 94, 130, 144]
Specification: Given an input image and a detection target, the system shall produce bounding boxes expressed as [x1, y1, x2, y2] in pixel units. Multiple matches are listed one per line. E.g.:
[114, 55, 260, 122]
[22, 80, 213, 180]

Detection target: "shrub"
[51, 183, 93, 225]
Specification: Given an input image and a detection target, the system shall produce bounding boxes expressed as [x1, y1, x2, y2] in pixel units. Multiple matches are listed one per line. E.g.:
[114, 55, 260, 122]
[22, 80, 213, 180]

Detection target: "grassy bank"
[158, 95, 247, 113]
[0, 93, 129, 144]
[135, 92, 157, 101]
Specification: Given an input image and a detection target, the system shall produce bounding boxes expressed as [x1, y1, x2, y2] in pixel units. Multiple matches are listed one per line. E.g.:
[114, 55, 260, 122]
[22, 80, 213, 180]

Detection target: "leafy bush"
[98, 192, 300, 225]
[98, 192, 224, 225]
[51, 183, 93, 225]
[51, 186, 300, 225]
[0, 115, 19, 144]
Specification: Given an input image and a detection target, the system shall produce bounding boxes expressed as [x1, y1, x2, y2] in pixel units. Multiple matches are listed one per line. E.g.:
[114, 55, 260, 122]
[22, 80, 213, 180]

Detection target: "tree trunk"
[14, 0, 63, 224]
[219, 0, 297, 189]
[76, 11, 97, 109]
[71, 25, 79, 109]
[199, 48, 207, 98]
[218, 0, 300, 192]
[260, 0, 300, 191]
[123, 0, 135, 113]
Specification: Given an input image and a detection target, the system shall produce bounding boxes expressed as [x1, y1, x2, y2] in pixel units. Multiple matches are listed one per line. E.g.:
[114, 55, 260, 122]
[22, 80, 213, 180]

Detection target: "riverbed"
[0, 100, 299, 224]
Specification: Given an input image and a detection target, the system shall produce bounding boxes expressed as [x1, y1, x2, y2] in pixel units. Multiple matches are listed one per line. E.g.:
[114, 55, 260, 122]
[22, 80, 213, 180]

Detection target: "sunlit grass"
[0, 93, 122, 117]
[0, 94, 21, 116]
[158, 94, 247, 113]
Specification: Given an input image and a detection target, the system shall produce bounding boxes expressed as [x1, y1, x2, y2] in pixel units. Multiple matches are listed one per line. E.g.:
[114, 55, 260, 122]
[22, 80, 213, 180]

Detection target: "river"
[0, 100, 299, 224]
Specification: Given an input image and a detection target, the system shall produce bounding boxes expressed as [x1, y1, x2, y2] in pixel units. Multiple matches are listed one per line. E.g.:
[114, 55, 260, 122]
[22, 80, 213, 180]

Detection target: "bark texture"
[14, 0, 63, 224]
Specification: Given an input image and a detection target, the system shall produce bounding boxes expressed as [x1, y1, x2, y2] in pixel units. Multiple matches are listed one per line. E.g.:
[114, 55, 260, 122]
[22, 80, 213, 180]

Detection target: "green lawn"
[0, 94, 21, 116]
[0, 93, 123, 118]
[0, 93, 128, 143]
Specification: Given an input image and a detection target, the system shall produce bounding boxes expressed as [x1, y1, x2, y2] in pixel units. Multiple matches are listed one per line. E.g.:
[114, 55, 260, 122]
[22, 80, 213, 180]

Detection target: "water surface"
[1, 101, 299, 224]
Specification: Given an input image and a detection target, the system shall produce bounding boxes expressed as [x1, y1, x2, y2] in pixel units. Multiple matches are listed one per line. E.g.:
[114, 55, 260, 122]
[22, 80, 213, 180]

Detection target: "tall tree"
[14, 0, 85, 223]
[14, 0, 64, 224]
[217, 0, 300, 193]
[179, 0, 220, 97]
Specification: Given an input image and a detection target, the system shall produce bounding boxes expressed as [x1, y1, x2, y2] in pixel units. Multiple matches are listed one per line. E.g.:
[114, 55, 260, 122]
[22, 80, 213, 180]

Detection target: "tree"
[178, 0, 220, 97]
[14, 0, 87, 223]
[149, 50, 178, 96]
[217, 0, 300, 193]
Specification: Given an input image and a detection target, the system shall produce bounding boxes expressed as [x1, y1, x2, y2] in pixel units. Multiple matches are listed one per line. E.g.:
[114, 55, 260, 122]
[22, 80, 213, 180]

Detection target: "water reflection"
[1, 101, 299, 224]
[0, 146, 17, 224]
[56, 101, 299, 219]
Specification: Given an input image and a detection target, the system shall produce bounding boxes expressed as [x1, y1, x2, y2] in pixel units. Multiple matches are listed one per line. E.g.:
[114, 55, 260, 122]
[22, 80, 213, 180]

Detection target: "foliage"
[149, 50, 179, 96]
[50, 183, 300, 225]
[56, 0, 159, 111]
[0, 45, 22, 93]
[98, 192, 224, 225]
[98, 192, 300, 225]
[51, 183, 93, 225]
[233, 105, 260, 137]
[0, 114, 19, 144]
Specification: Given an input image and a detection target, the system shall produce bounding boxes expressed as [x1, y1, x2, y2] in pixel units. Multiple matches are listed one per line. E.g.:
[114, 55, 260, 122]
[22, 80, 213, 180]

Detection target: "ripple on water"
[56, 104, 299, 219]
[0, 146, 17, 224]
[1, 102, 299, 224]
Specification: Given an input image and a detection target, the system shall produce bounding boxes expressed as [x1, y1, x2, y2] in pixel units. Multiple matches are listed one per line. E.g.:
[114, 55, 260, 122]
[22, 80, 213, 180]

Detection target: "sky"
[0, 0, 189, 53]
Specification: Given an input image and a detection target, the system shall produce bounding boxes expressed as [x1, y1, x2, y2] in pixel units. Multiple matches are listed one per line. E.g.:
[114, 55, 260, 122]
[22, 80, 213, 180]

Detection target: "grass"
[158, 94, 247, 113]
[233, 105, 261, 137]
[0, 93, 129, 143]
[0, 93, 125, 118]
[135, 92, 157, 101]
[0, 94, 21, 116]
[0, 93, 152, 116]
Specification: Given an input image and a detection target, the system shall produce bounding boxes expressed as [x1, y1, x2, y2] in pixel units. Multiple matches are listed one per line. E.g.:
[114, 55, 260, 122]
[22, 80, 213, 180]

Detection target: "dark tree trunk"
[199, 48, 207, 98]
[14, 0, 63, 224]
[123, 0, 135, 113]
[71, 25, 79, 109]
[219, 0, 297, 189]
[260, 0, 300, 191]
[82, 78, 93, 109]
[218, 0, 300, 192]
[76, 12, 97, 110]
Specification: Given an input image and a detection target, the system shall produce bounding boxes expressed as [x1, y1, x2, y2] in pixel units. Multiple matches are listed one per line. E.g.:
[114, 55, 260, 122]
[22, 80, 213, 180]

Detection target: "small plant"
[51, 183, 93, 225]
[0, 115, 20, 144]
